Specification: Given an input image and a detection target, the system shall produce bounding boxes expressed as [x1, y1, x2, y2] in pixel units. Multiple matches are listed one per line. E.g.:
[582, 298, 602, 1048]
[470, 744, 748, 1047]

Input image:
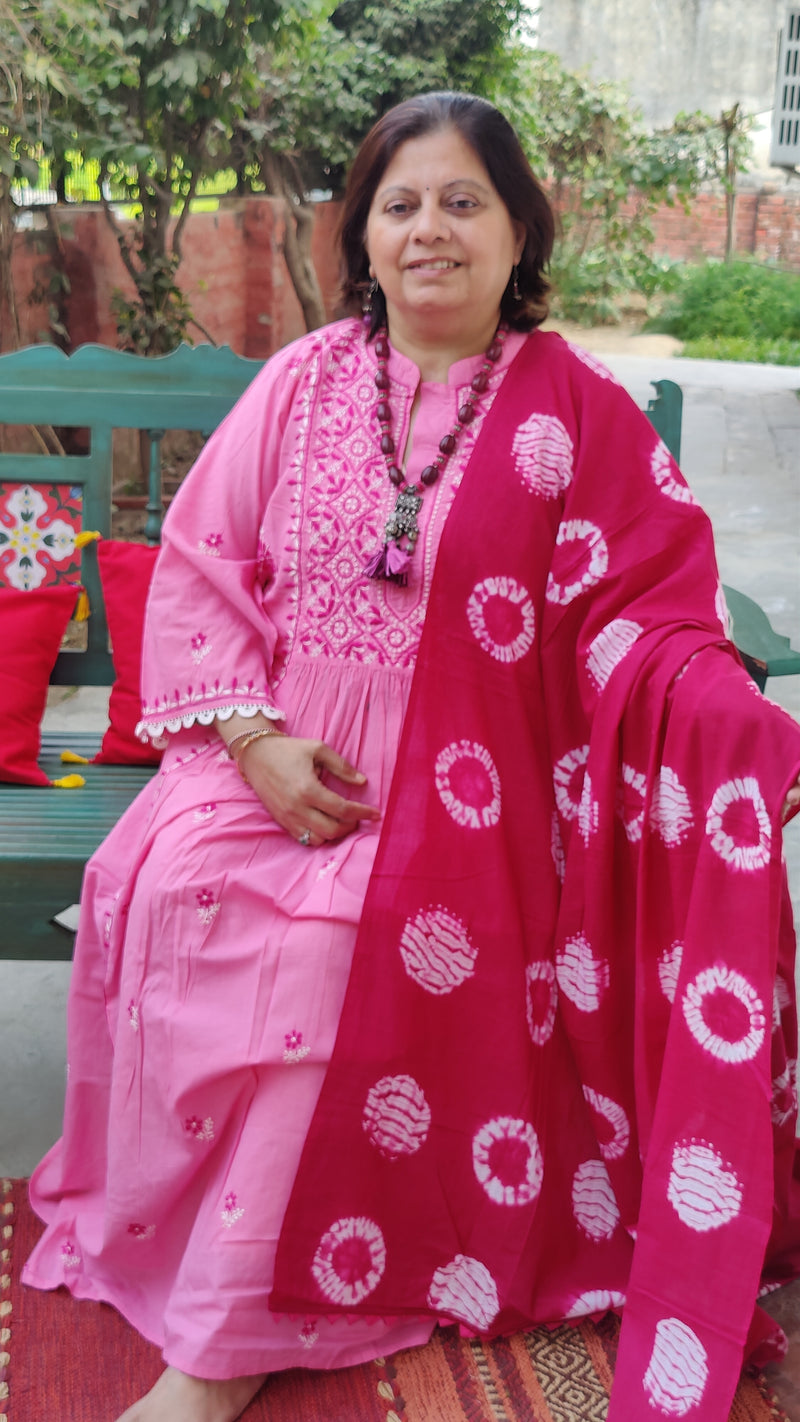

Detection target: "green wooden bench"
[0, 359, 797, 959]
[0, 342, 263, 959]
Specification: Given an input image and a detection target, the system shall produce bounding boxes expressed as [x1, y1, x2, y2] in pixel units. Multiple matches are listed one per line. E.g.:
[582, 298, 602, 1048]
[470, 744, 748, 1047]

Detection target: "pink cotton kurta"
[23, 319, 526, 1378]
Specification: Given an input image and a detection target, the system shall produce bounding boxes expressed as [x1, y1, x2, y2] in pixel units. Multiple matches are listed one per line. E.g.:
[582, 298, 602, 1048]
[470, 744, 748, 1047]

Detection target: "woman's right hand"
[237, 734, 381, 847]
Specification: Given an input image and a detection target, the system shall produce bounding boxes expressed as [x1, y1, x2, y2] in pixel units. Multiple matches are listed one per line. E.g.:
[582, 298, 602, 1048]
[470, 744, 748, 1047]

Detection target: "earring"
[511, 265, 521, 302]
[362, 277, 379, 316]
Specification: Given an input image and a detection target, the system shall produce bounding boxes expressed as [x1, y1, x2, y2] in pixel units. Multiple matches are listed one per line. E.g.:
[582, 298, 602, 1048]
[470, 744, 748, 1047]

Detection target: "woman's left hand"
[782, 774, 800, 823]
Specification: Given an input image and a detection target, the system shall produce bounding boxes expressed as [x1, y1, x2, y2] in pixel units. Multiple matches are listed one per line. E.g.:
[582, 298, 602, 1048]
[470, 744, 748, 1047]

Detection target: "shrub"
[647, 260, 800, 346]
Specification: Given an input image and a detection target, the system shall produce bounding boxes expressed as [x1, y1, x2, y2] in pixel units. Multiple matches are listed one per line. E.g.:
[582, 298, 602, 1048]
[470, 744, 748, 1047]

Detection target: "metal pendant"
[384, 484, 422, 548]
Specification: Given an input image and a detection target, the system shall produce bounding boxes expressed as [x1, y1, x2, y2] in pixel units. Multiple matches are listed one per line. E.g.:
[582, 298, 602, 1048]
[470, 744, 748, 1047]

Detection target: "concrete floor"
[2, 351, 799, 1187]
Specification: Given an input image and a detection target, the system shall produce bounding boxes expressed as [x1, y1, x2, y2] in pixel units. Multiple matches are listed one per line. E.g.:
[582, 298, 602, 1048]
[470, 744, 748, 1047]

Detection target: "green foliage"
[646, 260, 800, 364]
[111, 251, 195, 355]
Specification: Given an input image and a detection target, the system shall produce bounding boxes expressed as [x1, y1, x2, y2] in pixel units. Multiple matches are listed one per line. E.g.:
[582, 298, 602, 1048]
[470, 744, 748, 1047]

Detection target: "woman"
[24, 92, 800, 1422]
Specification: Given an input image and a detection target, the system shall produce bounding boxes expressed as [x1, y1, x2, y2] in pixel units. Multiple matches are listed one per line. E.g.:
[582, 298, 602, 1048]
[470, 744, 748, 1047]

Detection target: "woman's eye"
[449, 196, 478, 210]
[386, 202, 413, 217]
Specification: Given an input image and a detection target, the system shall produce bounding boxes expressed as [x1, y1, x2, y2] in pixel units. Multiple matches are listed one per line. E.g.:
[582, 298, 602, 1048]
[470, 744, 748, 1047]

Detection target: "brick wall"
[4, 185, 798, 357]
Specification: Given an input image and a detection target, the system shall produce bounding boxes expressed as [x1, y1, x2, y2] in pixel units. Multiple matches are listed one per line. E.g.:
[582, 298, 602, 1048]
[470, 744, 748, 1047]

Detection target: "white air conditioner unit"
[771, 6, 800, 165]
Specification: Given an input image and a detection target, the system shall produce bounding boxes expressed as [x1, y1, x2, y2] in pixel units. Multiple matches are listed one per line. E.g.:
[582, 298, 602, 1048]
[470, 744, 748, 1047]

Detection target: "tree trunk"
[0, 176, 21, 351]
[262, 149, 327, 332]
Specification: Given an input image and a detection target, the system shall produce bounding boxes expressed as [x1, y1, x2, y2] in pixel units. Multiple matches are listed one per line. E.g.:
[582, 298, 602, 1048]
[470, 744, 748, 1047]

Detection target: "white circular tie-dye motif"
[472, 1117, 544, 1207]
[618, 762, 647, 843]
[667, 1140, 743, 1231]
[362, 1075, 432, 1159]
[682, 964, 766, 1064]
[582, 1087, 631, 1162]
[466, 576, 536, 663]
[545, 520, 609, 606]
[771, 1060, 798, 1128]
[651, 440, 696, 505]
[556, 933, 610, 1012]
[572, 1159, 620, 1241]
[427, 1254, 500, 1331]
[567, 344, 616, 382]
[398, 907, 478, 994]
[553, 745, 590, 822]
[525, 961, 558, 1046]
[565, 1288, 626, 1319]
[311, 1216, 387, 1307]
[511, 412, 574, 498]
[578, 771, 599, 845]
[586, 618, 644, 692]
[649, 766, 694, 846]
[643, 1317, 708, 1416]
[715, 582, 732, 636]
[658, 941, 684, 1004]
[705, 776, 772, 872]
[435, 740, 502, 830]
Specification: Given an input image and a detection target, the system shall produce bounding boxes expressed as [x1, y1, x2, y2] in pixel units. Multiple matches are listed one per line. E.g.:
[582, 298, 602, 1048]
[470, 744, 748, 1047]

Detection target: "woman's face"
[364, 126, 525, 341]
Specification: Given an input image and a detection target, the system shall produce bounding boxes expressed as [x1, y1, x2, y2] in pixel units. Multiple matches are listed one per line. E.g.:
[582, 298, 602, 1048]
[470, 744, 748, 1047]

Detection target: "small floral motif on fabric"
[427, 1254, 499, 1332]
[193, 802, 218, 823]
[525, 960, 558, 1046]
[316, 855, 338, 880]
[586, 619, 643, 692]
[0, 482, 82, 589]
[651, 440, 696, 506]
[472, 1117, 544, 1207]
[311, 1216, 386, 1307]
[545, 520, 609, 606]
[256, 533, 275, 586]
[283, 1029, 311, 1064]
[643, 1317, 708, 1416]
[650, 766, 694, 846]
[566, 1289, 627, 1319]
[434, 740, 502, 830]
[184, 1115, 215, 1142]
[299, 1320, 319, 1348]
[221, 1192, 244, 1228]
[681, 964, 766, 1064]
[556, 933, 610, 1013]
[466, 575, 536, 663]
[198, 532, 223, 557]
[190, 632, 212, 665]
[127, 1223, 156, 1241]
[667, 1140, 743, 1232]
[572, 1159, 620, 1241]
[511, 413, 574, 499]
[127, 999, 140, 1032]
[705, 776, 771, 872]
[196, 889, 221, 926]
[399, 906, 479, 994]
[61, 1239, 81, 1269]
[103, 910, 114, 948]
[583, 1087, 631, 1162]
[658, 941, 684, 1004]
[363, 1074, 432, 1159]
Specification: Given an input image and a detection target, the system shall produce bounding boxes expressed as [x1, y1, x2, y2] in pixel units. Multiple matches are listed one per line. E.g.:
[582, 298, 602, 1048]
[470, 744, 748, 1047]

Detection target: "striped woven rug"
[1, 1178, 789, 1421]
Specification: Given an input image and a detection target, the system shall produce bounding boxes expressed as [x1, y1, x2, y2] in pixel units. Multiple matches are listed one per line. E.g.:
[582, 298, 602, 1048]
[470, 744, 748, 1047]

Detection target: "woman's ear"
[513, 223, 526, 264]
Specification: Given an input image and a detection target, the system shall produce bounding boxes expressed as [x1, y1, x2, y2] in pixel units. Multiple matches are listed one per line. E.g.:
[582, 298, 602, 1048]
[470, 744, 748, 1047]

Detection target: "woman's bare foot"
[114, 1365, 268, 1422]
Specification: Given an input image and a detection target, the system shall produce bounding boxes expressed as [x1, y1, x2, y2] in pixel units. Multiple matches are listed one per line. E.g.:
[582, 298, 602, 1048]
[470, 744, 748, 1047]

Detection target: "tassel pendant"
[364, 485, 422, 584]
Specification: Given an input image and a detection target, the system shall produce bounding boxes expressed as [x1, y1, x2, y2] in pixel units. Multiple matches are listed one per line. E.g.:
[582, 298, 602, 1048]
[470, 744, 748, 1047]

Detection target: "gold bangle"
[226, 725, 287, 761]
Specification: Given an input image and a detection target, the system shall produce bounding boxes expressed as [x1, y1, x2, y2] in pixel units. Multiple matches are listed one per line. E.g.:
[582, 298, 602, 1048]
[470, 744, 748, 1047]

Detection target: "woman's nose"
[410, 197, 449, 243]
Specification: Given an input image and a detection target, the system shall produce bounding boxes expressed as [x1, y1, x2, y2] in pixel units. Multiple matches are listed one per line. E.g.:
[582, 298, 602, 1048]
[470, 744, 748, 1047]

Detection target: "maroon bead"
[439, 433, 457, 456]
[388, 464, 404, 486]
[420, 464, 440, 486]
[376, 400, 391, 422]
[380, 433, 395, 455]
[486, 341, 503, 362]
[375, 336, 390, 358]
[458, 402, 476, 424]
[471, 371, 489, 393]
[374, 369, 390, 389]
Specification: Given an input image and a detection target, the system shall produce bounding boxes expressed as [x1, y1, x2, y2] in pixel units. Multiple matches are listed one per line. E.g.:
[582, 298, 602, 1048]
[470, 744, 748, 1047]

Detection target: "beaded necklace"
[363, 323, 509, 585]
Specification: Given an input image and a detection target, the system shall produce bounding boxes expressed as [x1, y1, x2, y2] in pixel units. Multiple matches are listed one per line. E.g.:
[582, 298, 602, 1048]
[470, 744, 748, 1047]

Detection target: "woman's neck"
[385, 311, 503, 382]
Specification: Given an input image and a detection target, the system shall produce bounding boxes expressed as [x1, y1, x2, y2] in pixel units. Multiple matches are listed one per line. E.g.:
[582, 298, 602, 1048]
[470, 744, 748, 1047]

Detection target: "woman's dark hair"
[339, 91, 555, 336]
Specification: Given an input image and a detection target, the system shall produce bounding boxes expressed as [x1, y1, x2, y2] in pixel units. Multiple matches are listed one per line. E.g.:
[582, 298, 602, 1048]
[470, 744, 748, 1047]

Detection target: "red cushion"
[93, 541, 162, 766]
[0, 585, 82, 785]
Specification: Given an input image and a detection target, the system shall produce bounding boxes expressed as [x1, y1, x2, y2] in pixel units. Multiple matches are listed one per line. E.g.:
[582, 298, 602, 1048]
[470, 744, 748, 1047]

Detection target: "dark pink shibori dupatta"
[271, 331, 800, 1419]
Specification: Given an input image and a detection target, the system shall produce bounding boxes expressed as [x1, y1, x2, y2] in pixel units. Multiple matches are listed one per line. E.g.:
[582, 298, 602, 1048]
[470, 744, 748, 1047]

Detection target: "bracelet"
[226, 725, 287, 761]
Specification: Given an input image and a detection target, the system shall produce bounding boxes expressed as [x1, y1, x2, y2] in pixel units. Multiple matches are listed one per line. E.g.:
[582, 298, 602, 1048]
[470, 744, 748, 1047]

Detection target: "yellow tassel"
[50, 774, 86, 789]
[73, 590, 90, 621]
[75, 530, 101, 549]
[60, 749, 90, 765]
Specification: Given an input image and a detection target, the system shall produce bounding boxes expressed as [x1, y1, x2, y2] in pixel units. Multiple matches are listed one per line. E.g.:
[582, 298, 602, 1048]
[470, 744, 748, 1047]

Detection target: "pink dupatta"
[271, 331, 800, 1419]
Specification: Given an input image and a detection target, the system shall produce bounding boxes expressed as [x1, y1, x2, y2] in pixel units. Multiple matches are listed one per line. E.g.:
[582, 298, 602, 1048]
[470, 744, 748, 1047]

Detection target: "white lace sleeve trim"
[135, 701, 285, 743]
